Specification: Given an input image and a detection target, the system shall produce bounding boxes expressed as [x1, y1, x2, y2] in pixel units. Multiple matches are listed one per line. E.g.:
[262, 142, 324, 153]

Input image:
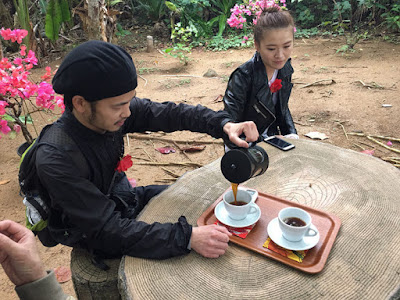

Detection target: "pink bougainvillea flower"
[115, 155, 133, 172]
[361, 149, 375, 156]
[41, 66, 52, 81]
[13, 57, 23, 65]
[24, 50, 38, 65]
[13, 124, 21, 133]
[25, 63, 34, 70]
[0, 58, 12, 70]
[156, 146, 176, 154]
[0, 28, 28, 44]
[0, 119, 11, 134]
[0, 101, 8, 115]
[270, 79, 282, 93]
[56, 96, 65, 113]
[387, 141, 393, 146]
[20, 45, 27, 56]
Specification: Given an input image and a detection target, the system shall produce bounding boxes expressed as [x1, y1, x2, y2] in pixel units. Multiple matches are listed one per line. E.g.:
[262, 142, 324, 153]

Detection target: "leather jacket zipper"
[254, 98, 276, 135]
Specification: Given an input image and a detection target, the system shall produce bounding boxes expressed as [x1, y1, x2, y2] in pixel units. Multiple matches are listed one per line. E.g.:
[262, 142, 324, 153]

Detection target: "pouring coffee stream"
[221, 137, 269, 205]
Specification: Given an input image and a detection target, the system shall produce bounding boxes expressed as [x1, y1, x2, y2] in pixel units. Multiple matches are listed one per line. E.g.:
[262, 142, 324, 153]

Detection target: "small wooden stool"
[70, 248, 122, 300]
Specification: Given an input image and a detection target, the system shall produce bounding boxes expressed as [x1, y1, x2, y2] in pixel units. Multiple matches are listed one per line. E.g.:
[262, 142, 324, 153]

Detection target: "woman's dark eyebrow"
[265, 40, 293, 47]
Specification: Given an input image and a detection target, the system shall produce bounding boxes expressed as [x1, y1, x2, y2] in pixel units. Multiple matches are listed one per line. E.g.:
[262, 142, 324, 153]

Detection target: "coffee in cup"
[278, 207, 318, 242]
[223, 189, 257, 220]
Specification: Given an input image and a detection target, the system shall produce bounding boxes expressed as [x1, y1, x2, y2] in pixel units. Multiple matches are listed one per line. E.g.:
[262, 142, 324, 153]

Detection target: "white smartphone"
[264, 136, 295, 151]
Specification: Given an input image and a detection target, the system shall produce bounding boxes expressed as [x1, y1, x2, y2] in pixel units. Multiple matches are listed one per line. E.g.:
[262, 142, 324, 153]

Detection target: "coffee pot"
[221, 143, 269, 184]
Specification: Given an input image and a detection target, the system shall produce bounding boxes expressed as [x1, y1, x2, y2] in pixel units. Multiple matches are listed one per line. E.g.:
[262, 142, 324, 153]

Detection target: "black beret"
[52, 40, 137, 101]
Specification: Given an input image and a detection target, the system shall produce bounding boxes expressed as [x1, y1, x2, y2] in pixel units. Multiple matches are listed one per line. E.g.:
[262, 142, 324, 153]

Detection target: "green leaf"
[110, 0, 123, 5]
[165, 1, 177, 12]
[60, 0, 71, 22]
[1, 115, 14, 122]
[217, 15, 227, 36]
[45, 0, 63, 42]
[19, 114, 33, 124]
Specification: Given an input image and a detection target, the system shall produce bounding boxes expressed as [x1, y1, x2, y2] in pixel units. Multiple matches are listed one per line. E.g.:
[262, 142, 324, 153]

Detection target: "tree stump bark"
[70, 248, 122, 300]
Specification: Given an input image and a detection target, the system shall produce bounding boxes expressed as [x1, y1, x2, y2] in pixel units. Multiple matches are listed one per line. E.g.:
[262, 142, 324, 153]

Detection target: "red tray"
[197, 188, 341, 274]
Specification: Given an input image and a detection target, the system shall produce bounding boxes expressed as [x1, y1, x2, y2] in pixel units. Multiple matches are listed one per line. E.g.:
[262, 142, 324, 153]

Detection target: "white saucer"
[267, 218, 320, 251]
[214, 201, 261, 228]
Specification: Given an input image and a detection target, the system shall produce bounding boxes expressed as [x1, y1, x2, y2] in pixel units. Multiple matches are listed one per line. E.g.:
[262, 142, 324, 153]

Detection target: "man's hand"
[0, 220, 47, 286]
[190, 225, 232, 258]
[223, 121, 259, 148]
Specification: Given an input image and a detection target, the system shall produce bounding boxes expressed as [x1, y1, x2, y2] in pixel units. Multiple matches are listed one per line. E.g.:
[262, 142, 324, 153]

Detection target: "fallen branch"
[132, 156, 151, 162]
[348, 133, 400, 142]
[335, 121, 348, 140]
[161, 167, 180, 178]
[367, 136, 400, 154]
[138, 74, 147, 86]
[130, 133, 223, 145]
[155, 178, 177, 183]
[381, 157, 400, 164]
[299, 79, 336, 89]
[135, 161, 203, 168]
[172, 141, 192, 161]
[355, 80, 384, 89]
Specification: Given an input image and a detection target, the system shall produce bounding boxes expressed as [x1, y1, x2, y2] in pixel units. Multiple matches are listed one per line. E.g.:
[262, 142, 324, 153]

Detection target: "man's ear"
[71, 95, 88, 113]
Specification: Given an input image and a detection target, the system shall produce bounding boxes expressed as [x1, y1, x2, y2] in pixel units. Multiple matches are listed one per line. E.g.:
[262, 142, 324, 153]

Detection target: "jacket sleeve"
[36, 144, 191, 259]
[15, 270, 72, 300]
[222, 68, 253, 122]
[122, 97, 233, 139]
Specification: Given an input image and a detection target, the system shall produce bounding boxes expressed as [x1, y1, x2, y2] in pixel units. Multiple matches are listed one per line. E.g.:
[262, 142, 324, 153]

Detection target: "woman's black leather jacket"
[223, 52, 297, 136]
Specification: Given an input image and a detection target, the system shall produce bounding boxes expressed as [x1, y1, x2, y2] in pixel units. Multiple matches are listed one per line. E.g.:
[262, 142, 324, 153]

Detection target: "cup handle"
[248, 204, 258, 214]
[305, 226, 318, 237]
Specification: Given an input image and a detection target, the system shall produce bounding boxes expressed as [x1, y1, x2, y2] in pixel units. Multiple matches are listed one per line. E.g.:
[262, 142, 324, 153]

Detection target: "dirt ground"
[0, 37, 399, 299]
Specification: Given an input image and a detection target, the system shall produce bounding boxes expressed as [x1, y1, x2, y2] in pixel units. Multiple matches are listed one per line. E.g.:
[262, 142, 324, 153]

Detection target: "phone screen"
[264, 137, 295, 151]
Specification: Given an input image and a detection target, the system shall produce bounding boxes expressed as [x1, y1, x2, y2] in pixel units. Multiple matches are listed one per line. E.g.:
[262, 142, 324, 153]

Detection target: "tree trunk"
[87, 0, 101, 40]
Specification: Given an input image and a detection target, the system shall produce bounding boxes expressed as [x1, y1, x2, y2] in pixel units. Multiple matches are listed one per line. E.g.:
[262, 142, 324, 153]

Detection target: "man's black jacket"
[223, 52, 297, 136]
[35, 97, 232, 259]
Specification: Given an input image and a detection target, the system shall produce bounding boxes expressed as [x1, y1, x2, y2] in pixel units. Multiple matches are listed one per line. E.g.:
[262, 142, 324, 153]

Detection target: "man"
[33, 40, 259, 260]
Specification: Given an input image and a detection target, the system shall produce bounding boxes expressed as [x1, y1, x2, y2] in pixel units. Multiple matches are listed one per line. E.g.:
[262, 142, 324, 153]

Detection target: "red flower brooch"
[270, 79, 282, 93]
[115, 155, 133, 172]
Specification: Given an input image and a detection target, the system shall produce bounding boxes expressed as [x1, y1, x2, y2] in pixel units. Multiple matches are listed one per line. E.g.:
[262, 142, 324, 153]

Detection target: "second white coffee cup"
[278, 207, 318, 242]
[223, 189, 257, 220]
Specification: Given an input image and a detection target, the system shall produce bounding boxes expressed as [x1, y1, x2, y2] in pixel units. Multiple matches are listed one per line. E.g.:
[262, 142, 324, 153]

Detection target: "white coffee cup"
[223, 189, 257, 220]
[278, 207, 318, 242]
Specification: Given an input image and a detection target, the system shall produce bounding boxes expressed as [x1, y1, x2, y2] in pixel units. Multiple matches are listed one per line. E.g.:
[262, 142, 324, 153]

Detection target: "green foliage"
[208, 0, 238, 36]
[132, 0, 166, 21]
[45, 0, 71, 42]
[115, 23, 131, 37]
[294, 28, 321, 38]
[200, 35, 253, 51]
[165, 0, 238, 38]
[164, 22, 197, 65]
[288, 0, 332, 29]
[382, 4, 400, 32]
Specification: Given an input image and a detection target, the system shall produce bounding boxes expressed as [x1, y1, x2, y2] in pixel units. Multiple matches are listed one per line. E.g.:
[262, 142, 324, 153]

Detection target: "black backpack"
[18, 125, 52, 234]
[18, 123, 87, 247]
